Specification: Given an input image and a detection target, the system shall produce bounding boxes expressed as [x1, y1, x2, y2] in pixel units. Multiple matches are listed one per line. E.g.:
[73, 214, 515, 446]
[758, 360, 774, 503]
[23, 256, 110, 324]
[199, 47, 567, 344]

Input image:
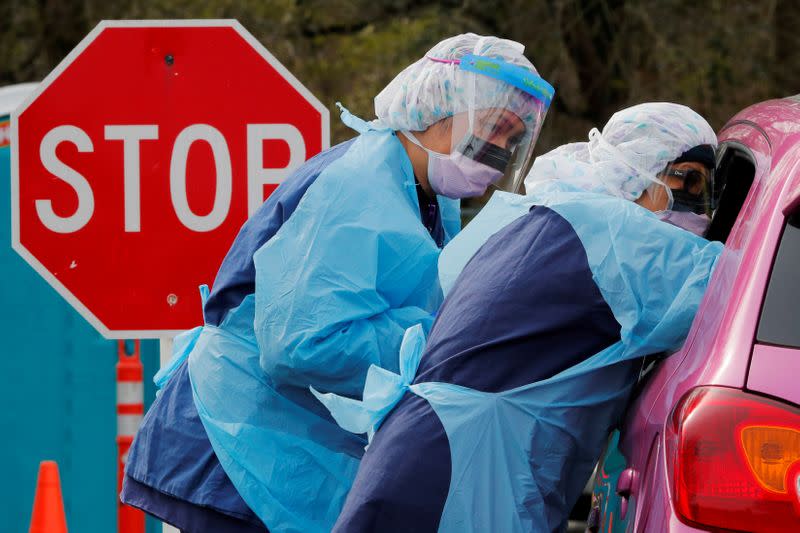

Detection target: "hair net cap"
[524, 102, 717, 201]
[373, 33, 541, 132]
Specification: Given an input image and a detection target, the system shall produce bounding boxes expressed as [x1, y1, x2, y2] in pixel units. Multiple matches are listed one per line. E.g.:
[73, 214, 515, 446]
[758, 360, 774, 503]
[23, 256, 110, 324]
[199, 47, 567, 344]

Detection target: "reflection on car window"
[757, 213, 800, 348]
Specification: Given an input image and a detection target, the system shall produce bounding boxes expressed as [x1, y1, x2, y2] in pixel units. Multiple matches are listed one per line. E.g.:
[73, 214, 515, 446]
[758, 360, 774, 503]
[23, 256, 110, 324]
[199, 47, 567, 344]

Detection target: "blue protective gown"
[316, 184, 723, 532]
[184, 110, 460, 533]
[122, 137, 358, 533]
[122, 110, 459, 532]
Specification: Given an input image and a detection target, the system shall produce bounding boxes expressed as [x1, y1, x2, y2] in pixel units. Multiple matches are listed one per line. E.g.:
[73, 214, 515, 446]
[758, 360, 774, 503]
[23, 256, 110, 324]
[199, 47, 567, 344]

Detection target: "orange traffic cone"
[29, 460, 68, 533]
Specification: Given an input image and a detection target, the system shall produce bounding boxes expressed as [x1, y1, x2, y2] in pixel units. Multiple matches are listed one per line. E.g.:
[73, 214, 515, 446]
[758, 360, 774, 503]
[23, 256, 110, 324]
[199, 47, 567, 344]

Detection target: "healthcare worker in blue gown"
[120, 33, 554, 533]
[315, 103, 724, 532]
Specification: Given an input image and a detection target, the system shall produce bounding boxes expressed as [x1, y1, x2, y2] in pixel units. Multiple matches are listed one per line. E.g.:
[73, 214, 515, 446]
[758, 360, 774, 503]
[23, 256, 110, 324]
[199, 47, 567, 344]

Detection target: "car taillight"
[666, 386, 800, 532]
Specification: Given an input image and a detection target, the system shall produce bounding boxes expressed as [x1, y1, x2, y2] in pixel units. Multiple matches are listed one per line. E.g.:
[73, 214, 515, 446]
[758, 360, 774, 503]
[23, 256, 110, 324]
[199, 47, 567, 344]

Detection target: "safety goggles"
[664, 167, 716, 216]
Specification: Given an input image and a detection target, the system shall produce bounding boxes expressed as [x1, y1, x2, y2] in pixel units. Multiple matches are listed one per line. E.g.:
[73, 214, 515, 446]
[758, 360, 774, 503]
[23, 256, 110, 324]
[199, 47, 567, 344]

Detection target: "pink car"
[588, 96, 800, 533]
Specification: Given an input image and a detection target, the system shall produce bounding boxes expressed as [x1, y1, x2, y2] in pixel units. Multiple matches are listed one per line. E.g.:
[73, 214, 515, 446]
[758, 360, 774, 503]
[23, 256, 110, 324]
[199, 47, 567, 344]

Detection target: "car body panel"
[747, 344, 800, 407]
[592, 97, 800, 531]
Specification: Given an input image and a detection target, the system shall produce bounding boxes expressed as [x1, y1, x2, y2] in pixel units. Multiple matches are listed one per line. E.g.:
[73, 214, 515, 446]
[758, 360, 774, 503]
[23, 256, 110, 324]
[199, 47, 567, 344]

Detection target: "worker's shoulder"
[314, 130, 411, 195]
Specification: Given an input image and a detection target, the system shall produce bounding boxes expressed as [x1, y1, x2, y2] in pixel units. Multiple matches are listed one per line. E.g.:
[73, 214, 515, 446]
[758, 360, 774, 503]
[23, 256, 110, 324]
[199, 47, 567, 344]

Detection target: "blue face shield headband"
[426, 53, 554, 108]
[458, 53, 555, 107]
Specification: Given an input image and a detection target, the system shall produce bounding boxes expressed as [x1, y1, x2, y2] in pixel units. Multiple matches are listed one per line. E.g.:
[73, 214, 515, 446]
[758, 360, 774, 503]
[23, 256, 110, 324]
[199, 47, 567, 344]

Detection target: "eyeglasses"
[664, 168, 709, 195]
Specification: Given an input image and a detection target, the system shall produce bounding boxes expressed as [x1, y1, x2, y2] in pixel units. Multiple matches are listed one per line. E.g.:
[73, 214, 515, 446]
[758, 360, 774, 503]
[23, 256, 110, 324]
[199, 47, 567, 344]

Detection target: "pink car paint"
[747, 344, 800, 408]
[595, 97, 800, 532]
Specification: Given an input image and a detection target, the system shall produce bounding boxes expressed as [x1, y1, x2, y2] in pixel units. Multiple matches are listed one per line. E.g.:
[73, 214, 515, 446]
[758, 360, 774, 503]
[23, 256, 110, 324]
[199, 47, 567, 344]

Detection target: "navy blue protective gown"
[320, 186, 722, 532]
[121, 136, 447, 532]
[333, 205, 621, 532]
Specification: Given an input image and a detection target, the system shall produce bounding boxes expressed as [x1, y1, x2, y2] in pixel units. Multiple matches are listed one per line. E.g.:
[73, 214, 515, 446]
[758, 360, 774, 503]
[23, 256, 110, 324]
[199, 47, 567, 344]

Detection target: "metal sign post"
[116, 341, 145, 533]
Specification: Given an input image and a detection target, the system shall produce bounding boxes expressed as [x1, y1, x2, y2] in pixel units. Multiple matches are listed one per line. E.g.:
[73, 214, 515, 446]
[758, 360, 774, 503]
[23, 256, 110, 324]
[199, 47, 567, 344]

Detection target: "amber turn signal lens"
[741, 426, 800, 493]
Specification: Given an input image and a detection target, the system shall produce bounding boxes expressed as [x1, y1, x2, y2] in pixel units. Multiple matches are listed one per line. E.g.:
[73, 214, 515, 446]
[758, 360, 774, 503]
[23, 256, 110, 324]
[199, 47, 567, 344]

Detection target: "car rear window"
[756, 213, 800, 347]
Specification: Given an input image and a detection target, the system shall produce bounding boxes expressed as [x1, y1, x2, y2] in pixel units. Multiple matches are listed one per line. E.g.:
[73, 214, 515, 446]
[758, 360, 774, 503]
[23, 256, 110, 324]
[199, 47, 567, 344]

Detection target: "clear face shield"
[415, 54, 553, 198]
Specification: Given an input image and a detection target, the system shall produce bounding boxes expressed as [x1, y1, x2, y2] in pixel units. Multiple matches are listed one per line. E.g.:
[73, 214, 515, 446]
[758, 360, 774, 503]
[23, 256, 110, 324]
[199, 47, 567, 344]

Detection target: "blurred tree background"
[1, 0, 797, 205]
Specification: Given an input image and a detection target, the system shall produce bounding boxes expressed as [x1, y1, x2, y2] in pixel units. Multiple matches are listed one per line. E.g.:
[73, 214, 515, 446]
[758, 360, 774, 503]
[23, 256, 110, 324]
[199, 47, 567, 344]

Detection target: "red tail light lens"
[666, 386, 800, 531]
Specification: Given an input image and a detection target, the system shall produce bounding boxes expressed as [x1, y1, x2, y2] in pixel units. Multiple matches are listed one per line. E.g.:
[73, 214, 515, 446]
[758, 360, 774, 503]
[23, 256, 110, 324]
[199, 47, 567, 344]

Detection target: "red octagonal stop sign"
[12, 20, 329, 338]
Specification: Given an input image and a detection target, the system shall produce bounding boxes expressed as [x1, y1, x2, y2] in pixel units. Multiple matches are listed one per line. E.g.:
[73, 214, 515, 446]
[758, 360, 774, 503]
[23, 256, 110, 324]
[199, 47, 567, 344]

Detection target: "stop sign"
[11, 20, 329, 338]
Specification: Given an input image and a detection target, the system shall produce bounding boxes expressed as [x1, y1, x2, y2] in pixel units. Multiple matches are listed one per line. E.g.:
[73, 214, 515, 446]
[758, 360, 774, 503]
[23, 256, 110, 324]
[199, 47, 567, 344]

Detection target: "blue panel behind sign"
[0, 116, 160, 532]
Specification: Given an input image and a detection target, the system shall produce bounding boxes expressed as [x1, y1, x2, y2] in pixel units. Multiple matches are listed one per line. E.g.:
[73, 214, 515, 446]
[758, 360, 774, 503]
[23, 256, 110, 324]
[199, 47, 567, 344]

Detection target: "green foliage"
[3, 0, 798, 152]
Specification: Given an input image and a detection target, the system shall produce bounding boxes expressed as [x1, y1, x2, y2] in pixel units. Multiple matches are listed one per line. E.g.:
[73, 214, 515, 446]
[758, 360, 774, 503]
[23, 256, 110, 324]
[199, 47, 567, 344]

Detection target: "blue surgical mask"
[402, 131, 504, 199]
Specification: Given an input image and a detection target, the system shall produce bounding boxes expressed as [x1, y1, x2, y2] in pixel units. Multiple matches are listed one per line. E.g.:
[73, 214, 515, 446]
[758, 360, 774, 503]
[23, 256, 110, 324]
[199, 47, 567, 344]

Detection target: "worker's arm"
[253, 170, 441, 397]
